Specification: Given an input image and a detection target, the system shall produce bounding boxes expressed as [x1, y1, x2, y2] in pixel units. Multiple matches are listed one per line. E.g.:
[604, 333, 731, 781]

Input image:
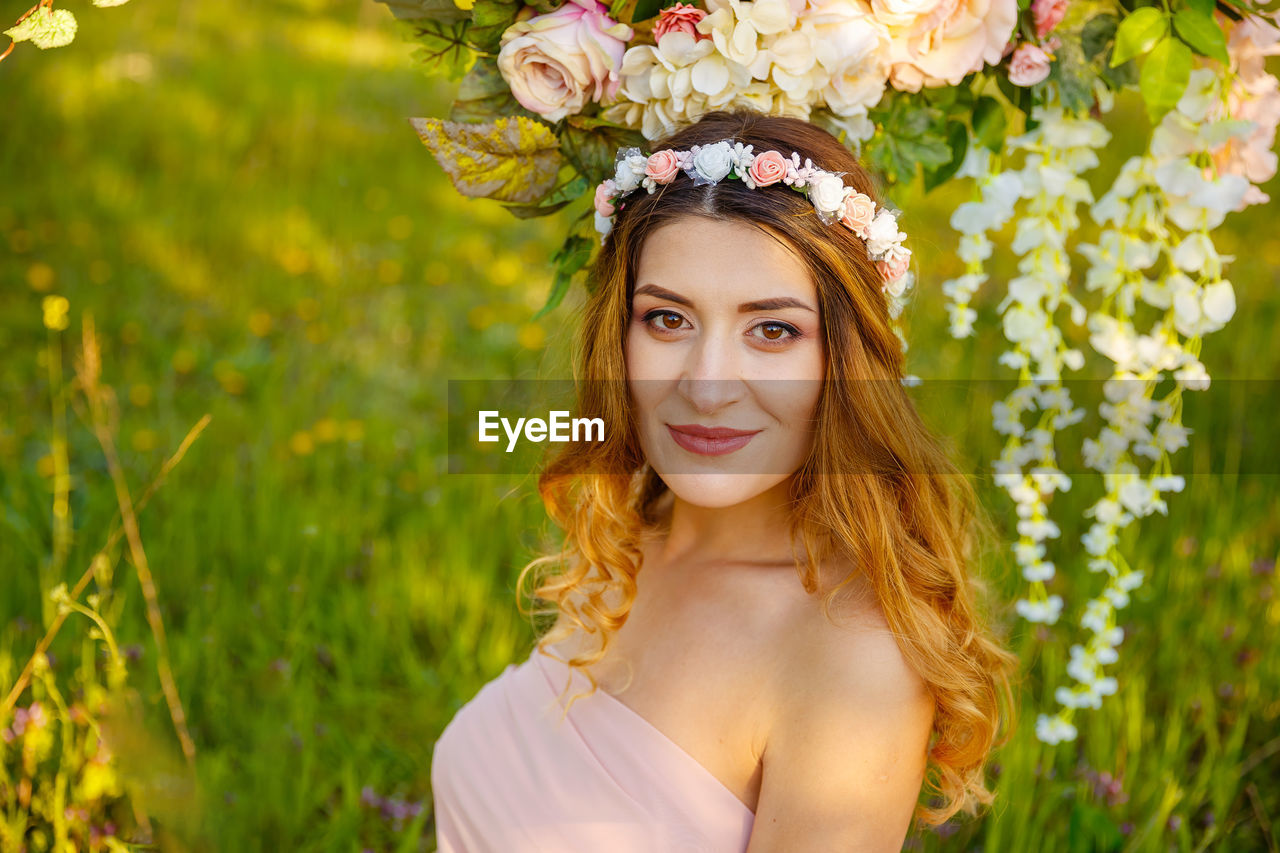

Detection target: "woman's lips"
[666, 424, 761, 456]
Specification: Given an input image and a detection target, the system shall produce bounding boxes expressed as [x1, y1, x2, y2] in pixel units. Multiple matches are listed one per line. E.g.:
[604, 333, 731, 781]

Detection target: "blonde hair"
[516, 109, 1020, 826]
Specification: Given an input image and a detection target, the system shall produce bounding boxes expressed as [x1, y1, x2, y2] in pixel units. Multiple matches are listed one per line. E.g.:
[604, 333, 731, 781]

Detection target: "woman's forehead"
[634, 218, 815, 305]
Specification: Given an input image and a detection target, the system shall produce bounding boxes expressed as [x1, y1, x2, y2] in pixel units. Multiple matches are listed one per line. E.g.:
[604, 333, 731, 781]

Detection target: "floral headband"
[592, 139, 913, 293]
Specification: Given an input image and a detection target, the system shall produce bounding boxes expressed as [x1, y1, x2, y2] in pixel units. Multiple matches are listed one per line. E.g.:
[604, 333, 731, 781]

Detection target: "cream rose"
[497, 0, 635, 122]
[809, 173, 848, 215]
[868, 0, 1019, 92]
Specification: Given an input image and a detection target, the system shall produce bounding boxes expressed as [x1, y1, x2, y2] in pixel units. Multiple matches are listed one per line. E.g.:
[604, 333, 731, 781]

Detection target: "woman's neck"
[651, 479, 803, 569]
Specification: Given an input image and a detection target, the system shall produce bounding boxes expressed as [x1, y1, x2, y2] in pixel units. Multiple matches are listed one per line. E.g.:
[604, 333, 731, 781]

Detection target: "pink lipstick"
[666, 424, 761, 456]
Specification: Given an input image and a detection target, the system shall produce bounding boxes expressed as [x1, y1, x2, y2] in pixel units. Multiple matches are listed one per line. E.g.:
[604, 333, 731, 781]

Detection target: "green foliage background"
[0, 0, 1277, 850]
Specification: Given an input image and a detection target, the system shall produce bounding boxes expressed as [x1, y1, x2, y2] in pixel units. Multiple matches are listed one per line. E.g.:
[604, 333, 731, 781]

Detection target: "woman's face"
[626, 216, 825, 509]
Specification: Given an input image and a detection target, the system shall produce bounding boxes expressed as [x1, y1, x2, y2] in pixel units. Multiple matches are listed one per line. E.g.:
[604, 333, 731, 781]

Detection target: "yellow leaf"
[409, 116, 561, 205]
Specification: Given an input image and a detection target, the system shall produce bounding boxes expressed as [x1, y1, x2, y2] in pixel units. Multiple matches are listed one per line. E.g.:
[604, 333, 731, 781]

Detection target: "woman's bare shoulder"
[772, 566, 930, 717]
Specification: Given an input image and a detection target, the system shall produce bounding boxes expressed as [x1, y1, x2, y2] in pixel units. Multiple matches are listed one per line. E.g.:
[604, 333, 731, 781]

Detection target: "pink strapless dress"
[430, 646, 756, 852]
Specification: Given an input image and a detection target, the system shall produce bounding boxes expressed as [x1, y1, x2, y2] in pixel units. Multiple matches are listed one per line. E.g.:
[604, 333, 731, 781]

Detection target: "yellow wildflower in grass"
[131, 428, 159, 452]
[388, 215, 413, 240]
[517, 322, 546, 350]
[41, 295, 69, 331]
[28, 262, 56, 292]
[313, 418, 340, 443]
[289, 431, 315, 455]
[248, 310, 273, 337]
[172, 349, 197, 374]
[129, 383, 153, 407]
[377, 258, 403, 285]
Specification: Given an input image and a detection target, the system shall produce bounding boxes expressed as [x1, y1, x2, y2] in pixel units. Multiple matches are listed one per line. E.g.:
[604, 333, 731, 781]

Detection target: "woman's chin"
[657, 471, 787, 509]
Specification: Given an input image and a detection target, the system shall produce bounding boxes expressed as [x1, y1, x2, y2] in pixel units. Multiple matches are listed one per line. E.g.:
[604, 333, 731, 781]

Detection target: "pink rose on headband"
[877, 253, 911, 287]
[840, 191, 876, 235]
[1007, 42, 1052, 86]
[645, 150, 681, 183]
[497, 0, 635, 122]
[748, 150, 789, 187]
[653, 2, 709, 43]
[594, 179, 618, 216]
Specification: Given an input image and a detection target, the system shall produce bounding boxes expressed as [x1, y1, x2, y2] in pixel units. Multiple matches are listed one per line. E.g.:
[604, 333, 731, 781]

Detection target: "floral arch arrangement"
[376, 0, 1280, 745]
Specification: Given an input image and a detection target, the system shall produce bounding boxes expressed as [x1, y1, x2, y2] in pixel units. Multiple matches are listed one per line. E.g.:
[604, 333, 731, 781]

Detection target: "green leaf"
[996, 74, 1034, 118]
[897, 135, 953, 171]
[410, 115, 563, 203]
[972, 95, 1007, 154]
[534, 233, 595, 319]
[1082, 13, 1120, 62]
[1187, 0, 1215, 18]
[923, 121, 968, 193]
[468, 0, 521, 52]
[4, 7, 77, 49]
[374, 0, 471, 24]
[631, 0, 666, 21]
[1140, 36, 1193, 123]
[402, 19, 476, 80]
[892, 102, 940, 138]
[1048, 37, 1097, 113]
[1112, 7, 1169, 67]
[1100, 48, 1139, 88]
[1173, 8, 1230, 62]
[560, 117, 646, 185]
[502, 175, 589, 218]
[449, 55, 532, 122]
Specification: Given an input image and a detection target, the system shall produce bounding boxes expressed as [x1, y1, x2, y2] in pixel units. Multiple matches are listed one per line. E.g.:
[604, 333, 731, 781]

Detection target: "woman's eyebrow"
[634, 283, 816, 314]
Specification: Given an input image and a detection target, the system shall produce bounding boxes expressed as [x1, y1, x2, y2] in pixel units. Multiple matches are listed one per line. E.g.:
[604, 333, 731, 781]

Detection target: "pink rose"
[877, 253, 910, 284]
[840, 191, 876, 235]
[497, 0, 635, 122]
[645, 150, 681, 183]
[748, 150, 789, 187]
[653, 2, 709, 42]
[594, 179, 618, 216]
[1032, 0, 1068, 40]
[1007, 42, 1052, 87]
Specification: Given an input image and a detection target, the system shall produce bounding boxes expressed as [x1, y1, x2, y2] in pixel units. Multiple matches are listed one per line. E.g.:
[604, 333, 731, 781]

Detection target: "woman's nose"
[676, 331, 747, 413]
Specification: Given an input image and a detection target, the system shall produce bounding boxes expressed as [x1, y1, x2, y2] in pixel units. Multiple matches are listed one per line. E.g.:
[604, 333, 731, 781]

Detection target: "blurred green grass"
[0, 0, 1278, 850]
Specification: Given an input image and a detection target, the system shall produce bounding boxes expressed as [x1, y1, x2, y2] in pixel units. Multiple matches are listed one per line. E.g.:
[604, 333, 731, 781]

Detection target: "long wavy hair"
[515, 108, 1019, 826]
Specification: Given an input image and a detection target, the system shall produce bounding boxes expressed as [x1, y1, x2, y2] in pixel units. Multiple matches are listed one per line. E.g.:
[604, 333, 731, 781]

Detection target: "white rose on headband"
[809, 173, 848, 215]
[692, 141, 735, 182]
[614, 152, 648, 191]
[594, 210, 614, 240]
[865, 207, 906, 255]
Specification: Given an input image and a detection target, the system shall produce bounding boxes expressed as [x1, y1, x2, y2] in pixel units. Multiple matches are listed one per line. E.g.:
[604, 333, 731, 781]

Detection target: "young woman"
[431, 109, 1019, 852]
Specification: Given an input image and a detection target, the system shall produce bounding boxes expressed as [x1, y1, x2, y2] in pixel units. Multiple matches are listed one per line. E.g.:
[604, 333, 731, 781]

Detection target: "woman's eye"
[644, 310, 688, 332]
[751, 321, 800, 344]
